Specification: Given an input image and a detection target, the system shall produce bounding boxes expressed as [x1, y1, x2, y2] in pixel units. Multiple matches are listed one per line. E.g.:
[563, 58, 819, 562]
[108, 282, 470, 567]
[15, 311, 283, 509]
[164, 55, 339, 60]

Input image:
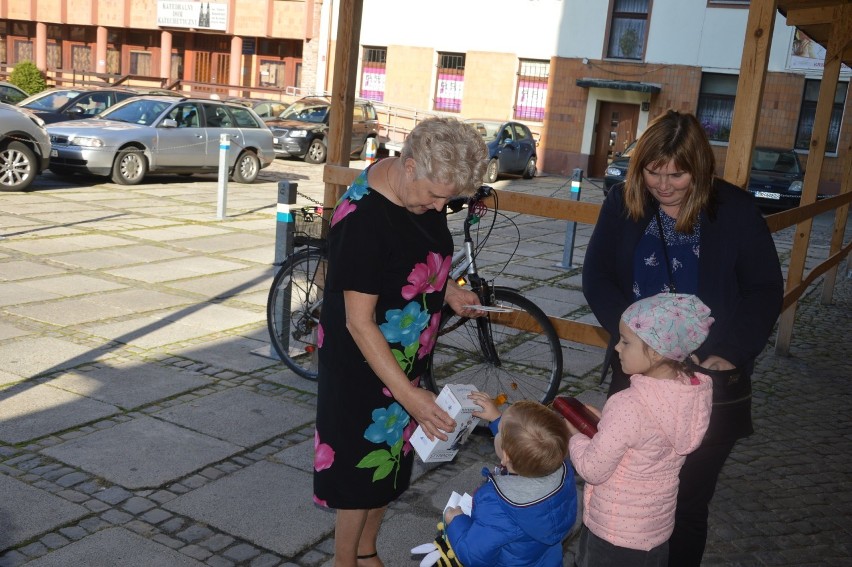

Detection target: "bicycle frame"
[447, 185, 502, 365]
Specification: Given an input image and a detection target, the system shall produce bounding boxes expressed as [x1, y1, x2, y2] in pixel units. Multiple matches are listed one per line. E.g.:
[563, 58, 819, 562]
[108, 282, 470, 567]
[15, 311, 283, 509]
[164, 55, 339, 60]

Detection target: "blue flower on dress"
[379, 301, 430, 348]
[364, 402, 410, 446]
[339, 172, 370, 203]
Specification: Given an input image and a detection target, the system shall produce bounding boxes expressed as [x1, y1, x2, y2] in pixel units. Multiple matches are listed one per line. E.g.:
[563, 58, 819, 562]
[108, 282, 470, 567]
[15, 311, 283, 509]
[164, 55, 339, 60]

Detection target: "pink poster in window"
[361, 66, 386, 102]
[436, 73, 464, 111]
[515, 80, 547, 121]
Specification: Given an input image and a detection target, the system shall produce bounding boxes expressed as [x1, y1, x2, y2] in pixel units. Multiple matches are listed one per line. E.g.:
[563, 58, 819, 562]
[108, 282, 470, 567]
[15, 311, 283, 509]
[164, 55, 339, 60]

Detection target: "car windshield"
[99, 99, 172, 126]
[752, 149, 801, 174]
[21, 90, 83, 111]
[465, 121, 503, 143]
[280, 101, 329, 123]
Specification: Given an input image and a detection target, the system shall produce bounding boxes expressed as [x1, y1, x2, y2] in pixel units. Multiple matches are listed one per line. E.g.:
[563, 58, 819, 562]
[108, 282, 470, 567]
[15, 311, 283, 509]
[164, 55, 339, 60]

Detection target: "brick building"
[0, 0, 324, 98]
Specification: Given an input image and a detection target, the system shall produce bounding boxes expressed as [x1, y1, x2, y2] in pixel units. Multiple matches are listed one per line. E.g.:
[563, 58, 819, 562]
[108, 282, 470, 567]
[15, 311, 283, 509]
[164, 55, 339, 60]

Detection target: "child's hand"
[468, 391, 501, 422]
[444, 506, 463, 525]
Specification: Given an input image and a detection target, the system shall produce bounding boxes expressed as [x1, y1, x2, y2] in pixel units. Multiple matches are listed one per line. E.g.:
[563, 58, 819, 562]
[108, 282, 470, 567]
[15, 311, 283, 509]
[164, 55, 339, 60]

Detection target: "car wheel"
[522, 156, 537, 179]
[484, 158, 499, 184]
[111, 148, 147, 185]
[49, 165, 76, 177]
[0, 141, 38, 192]
[304, 138, 327, 164]
[232, 150, 260, 184]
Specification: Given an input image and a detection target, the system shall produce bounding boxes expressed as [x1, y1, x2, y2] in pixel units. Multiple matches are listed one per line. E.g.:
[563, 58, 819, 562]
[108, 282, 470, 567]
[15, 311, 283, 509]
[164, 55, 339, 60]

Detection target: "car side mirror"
[161, 118, 178, 128]
[67, 107, 84, 115]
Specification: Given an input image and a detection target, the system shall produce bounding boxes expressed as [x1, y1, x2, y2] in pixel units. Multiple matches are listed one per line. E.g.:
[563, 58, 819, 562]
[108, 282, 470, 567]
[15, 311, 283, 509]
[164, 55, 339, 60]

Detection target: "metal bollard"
[274, 180, 298, 266]
[557, 168, 583, 269]
[216, 133, 230, 219]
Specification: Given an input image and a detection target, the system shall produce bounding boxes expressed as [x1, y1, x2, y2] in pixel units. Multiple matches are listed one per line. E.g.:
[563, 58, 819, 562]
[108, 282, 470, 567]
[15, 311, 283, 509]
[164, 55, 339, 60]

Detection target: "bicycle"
[266, 187, 564, 405]
[422, 185, 563, 405]
[265, 206, 328, 379]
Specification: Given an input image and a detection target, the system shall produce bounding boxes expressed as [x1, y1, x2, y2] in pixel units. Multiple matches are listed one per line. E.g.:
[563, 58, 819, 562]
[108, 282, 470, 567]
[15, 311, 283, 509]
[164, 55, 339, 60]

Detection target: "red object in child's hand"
[553, 396, 599, 437]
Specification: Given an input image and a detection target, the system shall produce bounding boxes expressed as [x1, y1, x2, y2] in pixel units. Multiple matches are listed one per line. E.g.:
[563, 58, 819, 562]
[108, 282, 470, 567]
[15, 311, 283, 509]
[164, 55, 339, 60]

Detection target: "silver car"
[46, 96, 274, 185]
[1, 102, 51, 191]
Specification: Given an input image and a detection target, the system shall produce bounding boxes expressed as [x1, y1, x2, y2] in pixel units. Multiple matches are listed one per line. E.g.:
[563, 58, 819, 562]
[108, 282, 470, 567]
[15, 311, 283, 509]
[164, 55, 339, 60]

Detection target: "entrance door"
[193, 52, 230, 95]
[590, 102, 639, 177]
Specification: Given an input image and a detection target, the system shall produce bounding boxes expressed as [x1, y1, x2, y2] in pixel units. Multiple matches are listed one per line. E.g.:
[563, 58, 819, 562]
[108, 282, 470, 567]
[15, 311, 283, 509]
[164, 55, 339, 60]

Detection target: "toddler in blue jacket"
[444, 393, 578, 567]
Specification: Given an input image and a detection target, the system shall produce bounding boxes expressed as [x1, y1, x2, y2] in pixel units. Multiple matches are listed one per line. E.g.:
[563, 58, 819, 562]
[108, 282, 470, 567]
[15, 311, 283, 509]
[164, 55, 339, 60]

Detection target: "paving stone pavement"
[0, 160, 850, 566]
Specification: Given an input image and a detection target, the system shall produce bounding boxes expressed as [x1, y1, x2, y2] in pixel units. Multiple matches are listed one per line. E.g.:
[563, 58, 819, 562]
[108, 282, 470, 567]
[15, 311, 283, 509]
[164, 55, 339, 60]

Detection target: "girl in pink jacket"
[568, 293, 714, 567]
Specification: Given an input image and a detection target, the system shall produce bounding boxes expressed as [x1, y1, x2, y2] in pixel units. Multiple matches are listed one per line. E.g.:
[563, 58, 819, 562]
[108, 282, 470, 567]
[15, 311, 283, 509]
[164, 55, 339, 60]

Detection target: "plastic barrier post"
[274, 180, 298, 266]
[216, 133, 230, 219]
[365, 137, 377, 165]
[557, 168, 583, 269]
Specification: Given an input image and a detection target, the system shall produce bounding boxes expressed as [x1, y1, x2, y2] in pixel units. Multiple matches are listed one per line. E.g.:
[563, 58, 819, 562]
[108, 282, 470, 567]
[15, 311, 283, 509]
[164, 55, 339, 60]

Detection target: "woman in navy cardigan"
[582, 110, 783, 566]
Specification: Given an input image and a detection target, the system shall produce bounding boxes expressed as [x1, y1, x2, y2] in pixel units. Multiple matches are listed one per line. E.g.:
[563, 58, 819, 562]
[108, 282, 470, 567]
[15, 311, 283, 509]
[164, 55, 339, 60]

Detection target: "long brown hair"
[623, 110, 716, 233]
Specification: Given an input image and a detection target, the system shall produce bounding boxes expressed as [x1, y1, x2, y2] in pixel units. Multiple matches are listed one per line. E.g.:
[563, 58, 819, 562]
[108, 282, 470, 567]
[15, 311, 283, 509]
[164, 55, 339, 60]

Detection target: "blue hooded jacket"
[446, 449, 577, 566]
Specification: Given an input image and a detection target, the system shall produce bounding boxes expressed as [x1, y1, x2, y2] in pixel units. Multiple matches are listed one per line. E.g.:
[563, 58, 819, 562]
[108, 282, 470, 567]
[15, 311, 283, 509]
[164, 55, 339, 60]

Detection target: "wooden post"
[723, 0, 776, 189]
[323, 0, 362, 209]
[820, 101, 852, 305]
[775, 3, 850, 354]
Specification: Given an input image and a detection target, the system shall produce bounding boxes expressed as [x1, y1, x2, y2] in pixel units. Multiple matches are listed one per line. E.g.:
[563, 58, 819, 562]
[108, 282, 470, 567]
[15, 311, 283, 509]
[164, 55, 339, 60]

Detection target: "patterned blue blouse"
[632, 207, 700, 299]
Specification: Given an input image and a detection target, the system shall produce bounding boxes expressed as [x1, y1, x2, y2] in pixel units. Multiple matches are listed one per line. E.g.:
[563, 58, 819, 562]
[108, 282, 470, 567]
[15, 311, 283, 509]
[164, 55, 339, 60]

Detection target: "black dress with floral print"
[313, 169, 453, 509]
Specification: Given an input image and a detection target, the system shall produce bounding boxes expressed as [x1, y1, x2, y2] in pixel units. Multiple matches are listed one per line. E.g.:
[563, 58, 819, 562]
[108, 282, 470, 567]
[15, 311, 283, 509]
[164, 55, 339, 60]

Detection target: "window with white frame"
[514, 60, 549, 122]
[606, 0, 649, 60]
[435, 53, 465, 113]
[795, 79, 848, 154]
[360, 46, 387, 102]
[696, 73, 738, 143]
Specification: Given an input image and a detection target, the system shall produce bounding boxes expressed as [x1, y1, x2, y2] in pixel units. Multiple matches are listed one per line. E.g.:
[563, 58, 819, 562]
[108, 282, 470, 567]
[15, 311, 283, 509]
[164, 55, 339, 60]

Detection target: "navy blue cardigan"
[583, 179, 783, 370]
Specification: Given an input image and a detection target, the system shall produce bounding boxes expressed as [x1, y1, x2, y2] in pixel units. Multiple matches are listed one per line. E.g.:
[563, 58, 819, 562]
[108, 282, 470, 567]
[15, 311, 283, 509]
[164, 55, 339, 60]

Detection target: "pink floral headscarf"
[622, 293, 714, 361]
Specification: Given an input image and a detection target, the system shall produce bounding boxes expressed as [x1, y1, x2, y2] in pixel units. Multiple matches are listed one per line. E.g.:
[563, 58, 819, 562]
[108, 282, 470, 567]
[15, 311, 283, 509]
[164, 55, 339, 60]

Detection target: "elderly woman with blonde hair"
[313, 117, 488, 567]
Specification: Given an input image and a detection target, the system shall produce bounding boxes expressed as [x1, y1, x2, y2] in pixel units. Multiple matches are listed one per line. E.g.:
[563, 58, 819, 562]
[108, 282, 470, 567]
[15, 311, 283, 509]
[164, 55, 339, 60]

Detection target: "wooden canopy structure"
[322, 0, 851, 355]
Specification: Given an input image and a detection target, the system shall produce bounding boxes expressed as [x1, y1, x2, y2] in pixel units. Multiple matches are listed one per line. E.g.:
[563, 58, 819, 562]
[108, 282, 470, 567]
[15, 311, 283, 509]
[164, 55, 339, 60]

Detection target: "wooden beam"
[775, 2, 851, 354]
[785, 5, 838, 25]
[323, 0, 363, 209]
[763, 191, 852, 233]
[820, 124, 852, 304]
[724, 0, 776, 188]
[484, 191, 602, 225]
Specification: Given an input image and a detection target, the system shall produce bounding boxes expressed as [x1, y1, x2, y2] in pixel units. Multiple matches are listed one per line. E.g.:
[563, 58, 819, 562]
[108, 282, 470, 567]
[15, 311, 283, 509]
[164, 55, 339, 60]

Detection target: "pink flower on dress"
[317, 323, 324, 349]
[331, 199, 356, 227]
[401, 419, 418, 456]
[401, 252, 452, 300]
[312, 494, 328, 507]
[417, 312, 442, 359]
[314, 429, 335, 472]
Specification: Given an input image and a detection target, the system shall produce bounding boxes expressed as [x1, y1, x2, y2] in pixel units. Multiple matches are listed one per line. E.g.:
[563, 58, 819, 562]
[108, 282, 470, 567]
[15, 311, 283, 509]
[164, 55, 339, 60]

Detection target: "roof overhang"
[575, 78, 662, 93]
[777, 0, 852, 68]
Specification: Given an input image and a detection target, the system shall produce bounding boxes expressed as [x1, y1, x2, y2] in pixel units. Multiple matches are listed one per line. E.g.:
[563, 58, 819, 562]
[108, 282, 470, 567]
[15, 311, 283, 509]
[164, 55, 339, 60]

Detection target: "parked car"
[46, 96, 274, 185]
[0, 81, 28, 105]
[603, 139, 636, 194]
[605, 143, 810, 210]
[225, 97, 288, 121]
[0, 102, 51, 191]
[18, 87, 150, 124]
[266, 96, 379, 164]
[746, 147, 808, 209]
[464, 119, 537, 183]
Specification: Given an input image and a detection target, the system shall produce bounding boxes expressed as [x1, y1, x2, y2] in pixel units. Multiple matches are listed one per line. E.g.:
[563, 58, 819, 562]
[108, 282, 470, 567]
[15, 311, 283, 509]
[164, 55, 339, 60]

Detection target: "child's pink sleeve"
[568, 393, 641, 485]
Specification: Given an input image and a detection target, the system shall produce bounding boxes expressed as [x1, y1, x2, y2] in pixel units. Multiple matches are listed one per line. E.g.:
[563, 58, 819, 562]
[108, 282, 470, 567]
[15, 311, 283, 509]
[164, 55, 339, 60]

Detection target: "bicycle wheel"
[266, 248, 327, 380]
[425, 287, 563, 404]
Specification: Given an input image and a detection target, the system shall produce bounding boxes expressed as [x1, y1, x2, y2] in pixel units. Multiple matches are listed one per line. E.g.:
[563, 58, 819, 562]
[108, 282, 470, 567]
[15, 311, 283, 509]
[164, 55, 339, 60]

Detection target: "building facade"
[1, 0, 849, 193]
[343, 0, 850, 193]
[0, 0, 324, 98]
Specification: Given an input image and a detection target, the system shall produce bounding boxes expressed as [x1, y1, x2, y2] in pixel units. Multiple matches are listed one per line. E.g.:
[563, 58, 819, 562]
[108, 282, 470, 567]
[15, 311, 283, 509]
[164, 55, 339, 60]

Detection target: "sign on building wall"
[361, 67, 386, 102]
[435, 74, 464, 112]
[787, 29, 851, 73]
[157, 1, 228, 32]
